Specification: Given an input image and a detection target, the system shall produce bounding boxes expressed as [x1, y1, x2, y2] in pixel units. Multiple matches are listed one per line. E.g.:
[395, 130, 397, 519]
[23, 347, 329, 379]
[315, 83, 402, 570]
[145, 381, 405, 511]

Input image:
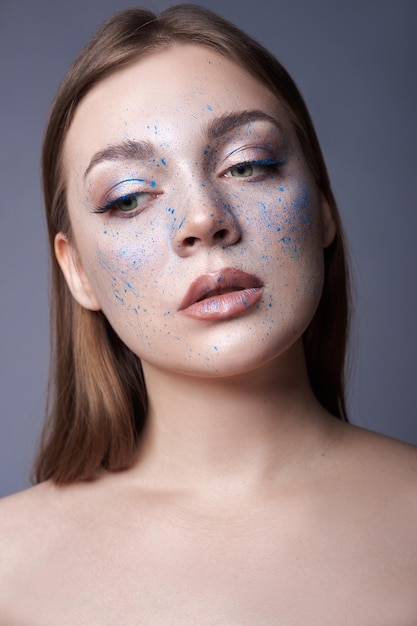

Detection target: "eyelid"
[222, 158, 286, 179]
[219, 141, 286, 167]
[241, 158, 286, 166]
[91, 178, 157, 215]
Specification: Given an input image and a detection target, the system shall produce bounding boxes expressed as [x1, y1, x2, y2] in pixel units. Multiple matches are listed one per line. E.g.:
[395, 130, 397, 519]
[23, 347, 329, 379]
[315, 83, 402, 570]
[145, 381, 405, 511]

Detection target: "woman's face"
[58, 43, 335, 377]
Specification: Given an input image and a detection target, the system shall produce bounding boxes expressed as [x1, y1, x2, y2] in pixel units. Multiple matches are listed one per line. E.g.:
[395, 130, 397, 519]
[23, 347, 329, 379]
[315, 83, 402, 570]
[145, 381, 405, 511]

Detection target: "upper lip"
[179, 267, 263, 310]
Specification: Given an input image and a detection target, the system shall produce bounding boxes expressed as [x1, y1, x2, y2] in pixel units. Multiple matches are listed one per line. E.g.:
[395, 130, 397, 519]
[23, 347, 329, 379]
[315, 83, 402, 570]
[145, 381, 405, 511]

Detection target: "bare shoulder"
[0, 480, 102, 623]
[0, 481, 51, 534]
[0, 483, 52, 613]
[0, 479, 66, 523]
[0, 482, 61, 566]
[0, 479, 97, 579]
[339, 422, 417, 481]
[334, 422, 417, 535]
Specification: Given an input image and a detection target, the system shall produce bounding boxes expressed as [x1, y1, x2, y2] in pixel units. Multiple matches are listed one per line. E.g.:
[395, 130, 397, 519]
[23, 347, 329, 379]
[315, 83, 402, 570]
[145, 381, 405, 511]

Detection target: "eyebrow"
[83, 109, 285, 179]
[206, 109, 285, 140]
[84, 139, 156, 179]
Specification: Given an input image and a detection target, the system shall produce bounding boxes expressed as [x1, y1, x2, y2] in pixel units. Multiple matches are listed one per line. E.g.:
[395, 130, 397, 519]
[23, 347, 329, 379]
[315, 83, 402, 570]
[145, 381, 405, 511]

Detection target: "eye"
[94, 191, 152, 216]
[112, 192, 150, 212]
[225, 163, 256, 178]
[223, 160, 282, 180]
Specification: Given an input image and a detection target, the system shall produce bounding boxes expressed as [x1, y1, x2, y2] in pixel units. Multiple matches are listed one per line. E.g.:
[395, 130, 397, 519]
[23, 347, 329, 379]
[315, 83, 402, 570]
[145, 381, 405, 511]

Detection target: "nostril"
[176, 221, 241, 253]
[183, 236, 198, 247]
[214, 229, 228, 241]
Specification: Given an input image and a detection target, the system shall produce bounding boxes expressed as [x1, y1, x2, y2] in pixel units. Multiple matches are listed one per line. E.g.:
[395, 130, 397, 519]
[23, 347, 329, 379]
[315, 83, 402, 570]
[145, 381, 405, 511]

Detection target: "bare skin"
[1, 45, 416, 624]
[1, 359, 416, 625]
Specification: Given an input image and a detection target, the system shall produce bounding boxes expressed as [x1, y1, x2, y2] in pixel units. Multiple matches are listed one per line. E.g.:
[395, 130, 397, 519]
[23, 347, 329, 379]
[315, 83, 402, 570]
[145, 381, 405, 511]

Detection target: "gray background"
[1, 0, 416, 498]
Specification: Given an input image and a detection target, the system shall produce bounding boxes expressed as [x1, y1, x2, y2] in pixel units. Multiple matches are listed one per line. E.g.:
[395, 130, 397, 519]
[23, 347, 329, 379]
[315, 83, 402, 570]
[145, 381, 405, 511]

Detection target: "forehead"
[64, 44, 290, 164]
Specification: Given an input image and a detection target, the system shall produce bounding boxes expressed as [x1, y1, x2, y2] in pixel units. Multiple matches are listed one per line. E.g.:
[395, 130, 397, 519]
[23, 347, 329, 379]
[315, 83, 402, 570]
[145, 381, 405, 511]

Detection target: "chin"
[138, 329, 306, 382]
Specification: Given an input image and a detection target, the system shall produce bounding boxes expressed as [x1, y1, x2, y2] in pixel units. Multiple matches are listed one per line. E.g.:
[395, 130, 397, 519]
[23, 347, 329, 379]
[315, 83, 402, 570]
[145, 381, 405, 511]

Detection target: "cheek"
[277, 183, 325, 282]
[277, 185, 323, 268]
[247, 181, 325, 325]
[237, 179, 323, 263]
[83, 223, 169, 321]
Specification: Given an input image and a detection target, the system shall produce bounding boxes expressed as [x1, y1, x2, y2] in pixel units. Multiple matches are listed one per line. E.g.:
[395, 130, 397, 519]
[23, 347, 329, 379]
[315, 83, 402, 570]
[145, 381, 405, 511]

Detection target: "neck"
[131, 340, 337, 498]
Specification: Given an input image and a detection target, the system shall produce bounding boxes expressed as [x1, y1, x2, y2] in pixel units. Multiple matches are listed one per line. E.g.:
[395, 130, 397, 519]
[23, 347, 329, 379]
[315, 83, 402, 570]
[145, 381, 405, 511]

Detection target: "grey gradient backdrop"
[1, 0, 416, 497]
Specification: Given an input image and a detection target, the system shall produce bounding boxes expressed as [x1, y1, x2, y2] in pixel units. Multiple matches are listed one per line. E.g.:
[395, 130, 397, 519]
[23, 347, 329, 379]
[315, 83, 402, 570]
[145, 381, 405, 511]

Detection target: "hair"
[33, 3, 350, 484]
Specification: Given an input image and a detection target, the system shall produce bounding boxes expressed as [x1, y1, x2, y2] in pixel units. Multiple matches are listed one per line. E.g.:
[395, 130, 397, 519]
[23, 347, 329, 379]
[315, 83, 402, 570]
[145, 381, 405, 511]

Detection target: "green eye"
[227, 163, 254, 178]
[223, 159, 283, 181]
[112, 192, 151, 213]
[93, 179, 156, 216]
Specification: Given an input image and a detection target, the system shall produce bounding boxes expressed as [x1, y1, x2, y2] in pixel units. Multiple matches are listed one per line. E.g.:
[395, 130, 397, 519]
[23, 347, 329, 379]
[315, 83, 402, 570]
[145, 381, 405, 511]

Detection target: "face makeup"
[178, 267, 264, 320]
[61, 44, 334, 377]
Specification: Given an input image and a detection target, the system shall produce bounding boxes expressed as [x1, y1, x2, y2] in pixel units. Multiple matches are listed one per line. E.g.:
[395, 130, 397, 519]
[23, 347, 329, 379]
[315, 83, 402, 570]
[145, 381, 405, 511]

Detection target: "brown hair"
[33, 3, 350, 484]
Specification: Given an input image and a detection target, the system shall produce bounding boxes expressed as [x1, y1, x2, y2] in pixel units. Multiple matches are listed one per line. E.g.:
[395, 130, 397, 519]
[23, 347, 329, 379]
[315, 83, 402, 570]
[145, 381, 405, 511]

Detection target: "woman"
[0, 4, 416, 623]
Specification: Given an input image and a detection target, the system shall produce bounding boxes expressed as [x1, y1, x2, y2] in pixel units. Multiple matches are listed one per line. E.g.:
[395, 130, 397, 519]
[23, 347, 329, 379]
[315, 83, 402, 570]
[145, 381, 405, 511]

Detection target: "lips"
[179, 267, 263, 320]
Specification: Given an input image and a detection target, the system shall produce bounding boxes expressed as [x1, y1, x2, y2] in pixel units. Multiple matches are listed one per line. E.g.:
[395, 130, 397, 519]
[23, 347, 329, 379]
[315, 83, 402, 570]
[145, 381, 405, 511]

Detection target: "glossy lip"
[179, 267, 264, 320]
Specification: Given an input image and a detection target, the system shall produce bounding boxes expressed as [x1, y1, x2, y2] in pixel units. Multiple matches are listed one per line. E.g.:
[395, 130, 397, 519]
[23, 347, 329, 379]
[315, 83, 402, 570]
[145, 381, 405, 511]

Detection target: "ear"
[54, 232, 101, 311]
[320, 193, 337, 248]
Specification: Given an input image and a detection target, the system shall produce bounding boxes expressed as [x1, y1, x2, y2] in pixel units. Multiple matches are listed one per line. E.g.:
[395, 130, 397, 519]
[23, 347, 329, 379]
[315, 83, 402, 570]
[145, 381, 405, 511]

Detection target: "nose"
[172, 196, 241, 257]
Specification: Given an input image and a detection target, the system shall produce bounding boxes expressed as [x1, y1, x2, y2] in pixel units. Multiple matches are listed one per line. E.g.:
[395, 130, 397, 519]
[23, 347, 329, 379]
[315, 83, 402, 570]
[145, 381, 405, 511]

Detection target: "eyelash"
[92, 159, 284, 217]
[93, 190, 153, 218]
[223, 159, 284, 180]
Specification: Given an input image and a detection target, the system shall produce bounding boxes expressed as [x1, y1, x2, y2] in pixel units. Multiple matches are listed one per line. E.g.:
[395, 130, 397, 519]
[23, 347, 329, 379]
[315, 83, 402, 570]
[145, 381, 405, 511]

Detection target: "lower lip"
[180, 288, 263, 320]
